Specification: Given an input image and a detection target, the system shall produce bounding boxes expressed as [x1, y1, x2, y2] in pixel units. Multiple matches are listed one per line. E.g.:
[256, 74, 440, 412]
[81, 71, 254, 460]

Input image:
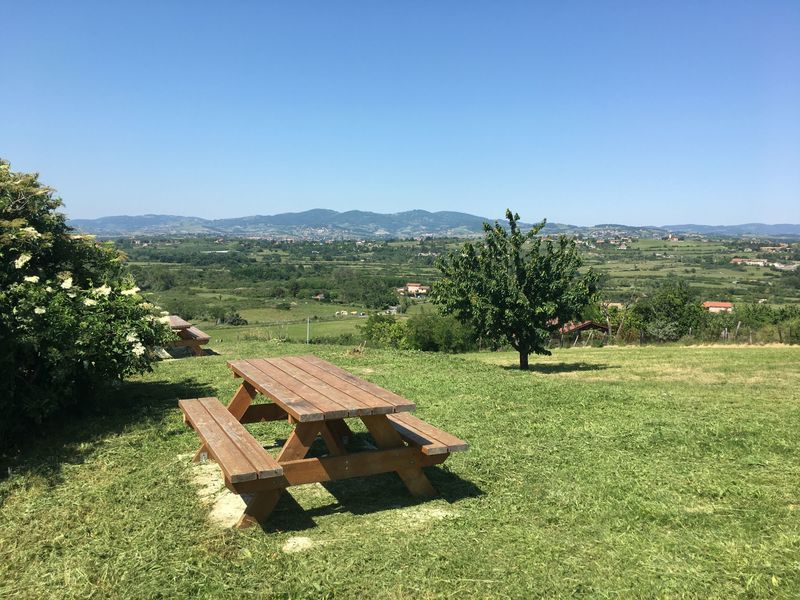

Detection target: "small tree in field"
[432, 209, 597, 369]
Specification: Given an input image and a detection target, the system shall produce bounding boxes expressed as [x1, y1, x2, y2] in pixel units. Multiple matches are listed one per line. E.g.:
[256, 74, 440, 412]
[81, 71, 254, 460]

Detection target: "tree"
[432, 209, 597, 369]
[0, 159, 172, 444]
[631, 277, 704, 340]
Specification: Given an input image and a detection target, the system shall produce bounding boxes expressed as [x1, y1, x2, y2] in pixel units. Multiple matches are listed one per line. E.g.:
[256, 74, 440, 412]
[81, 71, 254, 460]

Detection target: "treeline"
[604, 278, 800, 344]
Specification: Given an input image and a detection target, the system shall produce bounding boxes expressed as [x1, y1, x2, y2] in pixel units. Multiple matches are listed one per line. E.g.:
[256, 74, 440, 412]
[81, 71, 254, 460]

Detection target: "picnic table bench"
[179, 355, 468, 528]
[168, 315, 210, 357]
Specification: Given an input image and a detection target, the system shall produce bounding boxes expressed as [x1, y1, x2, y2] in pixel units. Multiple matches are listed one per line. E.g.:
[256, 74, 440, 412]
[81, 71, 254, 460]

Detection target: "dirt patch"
[184, 455, 248, 527]
[191, 461, 226, 501]
[282, 536, 317, 553]
[377, 504, 457, 530]
[208, 493, 248, 528]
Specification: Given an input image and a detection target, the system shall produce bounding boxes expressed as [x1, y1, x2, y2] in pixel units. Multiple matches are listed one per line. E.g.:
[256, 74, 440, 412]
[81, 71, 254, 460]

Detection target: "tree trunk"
[519, 350, 529, 370]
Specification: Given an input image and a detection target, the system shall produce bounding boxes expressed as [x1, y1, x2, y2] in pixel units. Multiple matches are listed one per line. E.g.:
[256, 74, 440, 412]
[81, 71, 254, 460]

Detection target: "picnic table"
[179, 355, 468, 528]
[168, 315, 210, 357]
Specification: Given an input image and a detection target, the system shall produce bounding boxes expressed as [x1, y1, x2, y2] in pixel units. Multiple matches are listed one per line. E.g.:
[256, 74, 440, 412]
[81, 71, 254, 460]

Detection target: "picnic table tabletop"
[168, 315, 191, 330]
[227, 356, 416, 422]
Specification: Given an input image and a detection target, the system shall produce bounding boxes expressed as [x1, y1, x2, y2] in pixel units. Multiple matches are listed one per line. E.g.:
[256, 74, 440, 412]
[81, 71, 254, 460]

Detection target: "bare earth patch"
[185, 455, 248, 527]
[208, 493, 248, 528]
[375, 504, 457, 530]
[282, 536, 318, 553]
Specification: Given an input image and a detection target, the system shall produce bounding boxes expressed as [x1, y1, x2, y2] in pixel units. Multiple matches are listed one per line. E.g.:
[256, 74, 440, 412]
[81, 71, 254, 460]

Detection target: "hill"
[67, 210, 800, 239]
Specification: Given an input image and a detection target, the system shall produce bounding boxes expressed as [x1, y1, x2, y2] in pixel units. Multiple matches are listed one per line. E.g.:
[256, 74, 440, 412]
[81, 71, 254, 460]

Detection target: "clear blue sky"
[3, 1, 799, 225]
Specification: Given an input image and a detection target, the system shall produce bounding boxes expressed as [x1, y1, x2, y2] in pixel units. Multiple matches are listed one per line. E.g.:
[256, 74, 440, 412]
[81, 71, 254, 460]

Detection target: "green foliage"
[405, 311, 477, 352]
[0, 160, 172, 443]
[631, 277, 705, 340]
[358, 314, 407, 348]
[433, 209, 598, 368]
[334, 268, 399, 309]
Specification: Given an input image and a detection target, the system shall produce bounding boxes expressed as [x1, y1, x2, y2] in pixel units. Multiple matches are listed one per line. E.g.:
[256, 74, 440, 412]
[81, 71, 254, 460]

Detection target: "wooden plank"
[284, 356, 395, 415]
[249, 359, 350, 419]
[268, 357, 372, 416]
[388, 413, 469, 454]
[227, 360, 323, 422]
[388, 420, 449, 455]
[240, 403, 288, 423]
[168, 315, 191, 329]
[179, 398, 257, 483]
[302, 355, 416, 413]
[184, 326, 210, 342]
[199, 398, 283, 478]
[231, 447, 448, 492]
[193, 382, 255, 461]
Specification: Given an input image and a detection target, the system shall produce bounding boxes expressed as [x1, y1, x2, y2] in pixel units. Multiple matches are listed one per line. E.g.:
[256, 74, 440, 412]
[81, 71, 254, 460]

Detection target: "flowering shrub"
[0, 160, 173, 442]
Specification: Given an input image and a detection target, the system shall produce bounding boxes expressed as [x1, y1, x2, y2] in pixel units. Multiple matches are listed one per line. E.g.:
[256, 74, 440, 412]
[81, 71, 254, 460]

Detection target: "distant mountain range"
[67, 210, 800, 239]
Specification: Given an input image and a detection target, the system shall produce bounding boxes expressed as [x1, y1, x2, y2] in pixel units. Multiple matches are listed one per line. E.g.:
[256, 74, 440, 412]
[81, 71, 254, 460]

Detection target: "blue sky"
[3, 1, 799, 225]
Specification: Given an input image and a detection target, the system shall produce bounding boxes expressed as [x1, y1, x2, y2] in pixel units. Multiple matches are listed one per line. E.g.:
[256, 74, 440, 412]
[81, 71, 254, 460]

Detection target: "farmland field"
[2, 343, 799, 598]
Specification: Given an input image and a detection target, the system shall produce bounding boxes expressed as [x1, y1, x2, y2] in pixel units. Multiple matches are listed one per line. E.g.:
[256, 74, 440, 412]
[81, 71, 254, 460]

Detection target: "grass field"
[2, 344, 799, 598]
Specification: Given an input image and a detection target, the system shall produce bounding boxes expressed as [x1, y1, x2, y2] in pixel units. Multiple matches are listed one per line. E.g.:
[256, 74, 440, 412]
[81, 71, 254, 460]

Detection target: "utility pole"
[306, 316, 310, 344]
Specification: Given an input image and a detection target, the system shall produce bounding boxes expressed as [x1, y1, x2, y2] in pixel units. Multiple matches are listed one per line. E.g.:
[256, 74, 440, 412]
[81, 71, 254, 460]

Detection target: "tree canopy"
[432, 209, 597, 369]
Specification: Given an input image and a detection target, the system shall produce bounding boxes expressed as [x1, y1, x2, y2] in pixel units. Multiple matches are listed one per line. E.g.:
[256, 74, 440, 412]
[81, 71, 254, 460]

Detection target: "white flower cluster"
[20, 226, 41, 239]
[14, 254, 31, 269]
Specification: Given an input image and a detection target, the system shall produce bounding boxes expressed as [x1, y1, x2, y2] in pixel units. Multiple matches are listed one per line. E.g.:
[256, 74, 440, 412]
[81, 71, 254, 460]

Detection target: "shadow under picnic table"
[259, 448, 483, 533]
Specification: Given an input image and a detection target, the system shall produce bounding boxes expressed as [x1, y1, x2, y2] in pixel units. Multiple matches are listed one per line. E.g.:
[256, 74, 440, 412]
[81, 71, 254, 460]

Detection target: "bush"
[405, 312, 477, 352]
[358, 314, 407, 348]
[0, 160, 172, 444]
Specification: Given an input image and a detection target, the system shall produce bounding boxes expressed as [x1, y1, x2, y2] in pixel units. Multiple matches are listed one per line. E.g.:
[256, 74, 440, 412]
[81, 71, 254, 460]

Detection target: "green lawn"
[2, 344, 799, 598]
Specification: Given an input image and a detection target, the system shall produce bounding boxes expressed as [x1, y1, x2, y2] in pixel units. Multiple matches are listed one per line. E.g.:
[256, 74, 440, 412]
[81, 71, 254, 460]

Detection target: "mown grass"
[2, 343, 799, 598]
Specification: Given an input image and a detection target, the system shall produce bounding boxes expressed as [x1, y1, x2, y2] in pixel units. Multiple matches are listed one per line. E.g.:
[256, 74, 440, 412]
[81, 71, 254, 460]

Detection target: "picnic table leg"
[237, 422, 322, 528]
[319, 422, 346, 456]
[325, 418, 353, 445]
[361, 415, 437, 497]
[277, 422, 322, 461]
[193, 381, 257, 462]
[237, 489, 283, 529]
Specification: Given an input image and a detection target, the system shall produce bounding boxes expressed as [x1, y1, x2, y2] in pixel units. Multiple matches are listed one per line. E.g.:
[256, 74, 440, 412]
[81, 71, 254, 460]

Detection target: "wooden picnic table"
[179, 355, 467, 528]
[168, 315, 210, 356]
